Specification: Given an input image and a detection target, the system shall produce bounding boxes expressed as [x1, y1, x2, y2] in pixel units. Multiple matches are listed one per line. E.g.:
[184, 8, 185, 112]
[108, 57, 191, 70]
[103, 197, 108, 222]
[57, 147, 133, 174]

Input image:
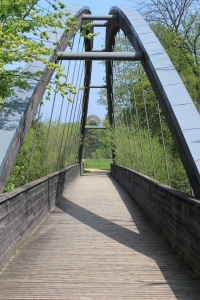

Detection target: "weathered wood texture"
[0, 164, 82, 271]
[0, 170, 200, 299]
[111, 164, 200, 279]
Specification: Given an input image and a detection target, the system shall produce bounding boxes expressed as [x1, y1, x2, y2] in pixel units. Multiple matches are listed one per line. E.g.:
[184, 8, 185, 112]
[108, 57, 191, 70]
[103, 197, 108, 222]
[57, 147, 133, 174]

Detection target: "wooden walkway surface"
[0, 170, 200, 299]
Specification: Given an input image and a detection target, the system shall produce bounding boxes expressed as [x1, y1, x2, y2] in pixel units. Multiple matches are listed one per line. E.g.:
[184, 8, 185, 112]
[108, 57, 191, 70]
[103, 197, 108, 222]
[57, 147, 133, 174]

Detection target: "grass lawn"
[83, 158, 113, 170]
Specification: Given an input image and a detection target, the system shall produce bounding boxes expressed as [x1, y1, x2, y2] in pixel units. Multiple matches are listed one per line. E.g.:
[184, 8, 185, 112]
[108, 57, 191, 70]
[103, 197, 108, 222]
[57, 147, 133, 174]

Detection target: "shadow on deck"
[0, 170, 199, 299]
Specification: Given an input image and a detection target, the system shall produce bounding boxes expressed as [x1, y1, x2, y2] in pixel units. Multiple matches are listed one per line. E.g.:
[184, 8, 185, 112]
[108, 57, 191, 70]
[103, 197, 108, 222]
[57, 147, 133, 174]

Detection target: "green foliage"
[97, 33, 192, 194]
[130, 1, 200, 111]
[83, 115, 112, 160]
[84, 159, 112, 170]
[4, 112, 111, 192]
[151, 14, 200, 111]
[4, 117, 80, 192]
[0, 0, 96, 105]
[113, 125, 190, 193]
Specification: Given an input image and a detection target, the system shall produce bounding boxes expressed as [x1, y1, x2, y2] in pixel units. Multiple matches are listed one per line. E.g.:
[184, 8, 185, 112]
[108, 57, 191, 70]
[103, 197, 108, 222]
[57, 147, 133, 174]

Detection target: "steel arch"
[105, 5, 200, 197]
[0, 5, 92, 193]
[1, 4, 200, 197]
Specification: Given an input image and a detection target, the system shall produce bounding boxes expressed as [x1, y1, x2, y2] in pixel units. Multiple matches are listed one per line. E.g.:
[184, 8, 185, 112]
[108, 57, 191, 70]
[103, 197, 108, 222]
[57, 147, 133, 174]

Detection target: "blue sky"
[7, 0, 132, 122]
[63, 0, 130, 120]
[66, 1, 129, 13]
[37, 0, 131, 121]
[34, 0, 132, 122]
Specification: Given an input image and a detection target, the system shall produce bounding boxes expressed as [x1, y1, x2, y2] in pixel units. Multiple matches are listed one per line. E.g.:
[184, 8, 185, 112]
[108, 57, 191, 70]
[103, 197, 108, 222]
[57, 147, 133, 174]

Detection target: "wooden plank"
[111, 164, 200, 278]
[0, 164, 81, 270]
[0, 170, 200, 299]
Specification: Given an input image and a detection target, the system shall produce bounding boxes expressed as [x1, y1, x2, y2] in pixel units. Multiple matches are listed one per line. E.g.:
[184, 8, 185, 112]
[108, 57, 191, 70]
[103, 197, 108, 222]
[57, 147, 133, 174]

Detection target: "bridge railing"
[111, 163, 200, 279]
[0, 164, 83, 271]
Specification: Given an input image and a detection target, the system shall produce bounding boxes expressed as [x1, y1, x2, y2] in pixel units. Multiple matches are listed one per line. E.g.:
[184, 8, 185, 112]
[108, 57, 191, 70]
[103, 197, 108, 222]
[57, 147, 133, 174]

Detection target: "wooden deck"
[0, 170, 200, 299]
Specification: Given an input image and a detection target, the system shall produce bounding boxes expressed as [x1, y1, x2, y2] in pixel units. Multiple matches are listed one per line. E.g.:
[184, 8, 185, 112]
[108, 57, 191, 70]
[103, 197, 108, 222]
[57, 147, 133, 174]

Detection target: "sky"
[65, 0, 131, 120]
[5, 0, 134, 122]
[67, 0, 129, 13]
[61, 0, 131, 120]
[23, 0, 133, 123]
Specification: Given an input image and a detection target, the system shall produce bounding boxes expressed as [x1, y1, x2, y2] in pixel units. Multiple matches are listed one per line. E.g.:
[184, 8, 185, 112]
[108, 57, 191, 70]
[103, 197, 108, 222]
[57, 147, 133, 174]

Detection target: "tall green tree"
[4, 117, 81, 192]
[83, 115, 111, 159]
[83, 115, 102, 159]
[130, 0, 200, 110]
[0, 0, 95, 106]
[97, 34, 191, 193]
[130, 0, 198, 31]
[150, 17, 200, 110]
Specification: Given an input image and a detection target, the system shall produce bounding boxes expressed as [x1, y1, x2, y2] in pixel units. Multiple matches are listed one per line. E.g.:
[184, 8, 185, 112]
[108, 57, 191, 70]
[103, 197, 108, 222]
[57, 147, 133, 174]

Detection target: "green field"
[83, 159, 113, 170]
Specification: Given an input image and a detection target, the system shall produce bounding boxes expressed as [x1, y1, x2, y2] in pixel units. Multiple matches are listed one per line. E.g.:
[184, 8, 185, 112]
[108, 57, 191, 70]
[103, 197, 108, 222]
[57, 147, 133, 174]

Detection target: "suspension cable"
[26, 102, 42, 183]
[71, 60, 85, 164]
[113, 54, 129, 167]
[66, 43, 84, 164]
[129, 58, 146, 174]
[118, 32, 135, 169]
[62, 35, 82, 166]
[125, 37, 140, 172]
[39, 63, 61, 178]
[56, 37, 76, 170]
[49, 88, 65, 173]
[157, 99, 170, 185]
[113, 61, 127, 166]
[138, 61, 156, 179]
[49, 61, 66, 173]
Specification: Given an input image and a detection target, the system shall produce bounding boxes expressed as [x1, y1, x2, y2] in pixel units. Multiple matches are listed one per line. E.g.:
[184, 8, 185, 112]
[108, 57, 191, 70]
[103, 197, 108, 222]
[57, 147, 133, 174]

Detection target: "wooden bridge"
[1, 3, 200, 299]
[0, 169, 200, 299]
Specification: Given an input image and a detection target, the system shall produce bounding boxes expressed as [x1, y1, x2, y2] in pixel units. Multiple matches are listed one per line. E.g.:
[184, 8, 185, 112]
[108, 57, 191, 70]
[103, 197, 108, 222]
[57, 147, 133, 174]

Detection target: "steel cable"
[62, 35, 82, 166]
[26, 102, 42, 183]
[157, 99, 170, 185]
[124, 37, 140, 172]
[113, 61, 128, 166]
[56, 37, 76, 169]
[39, 62, 61, 178]
[137, 61, 156, 179]
[119, 32, 136, 169]
[71, 60, 85, 164]
[66, 42, 84, 165]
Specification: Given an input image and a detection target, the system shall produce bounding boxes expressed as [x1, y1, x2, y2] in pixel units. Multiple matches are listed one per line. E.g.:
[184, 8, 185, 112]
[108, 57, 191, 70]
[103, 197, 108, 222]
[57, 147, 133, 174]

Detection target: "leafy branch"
[0, 0, 97, 107]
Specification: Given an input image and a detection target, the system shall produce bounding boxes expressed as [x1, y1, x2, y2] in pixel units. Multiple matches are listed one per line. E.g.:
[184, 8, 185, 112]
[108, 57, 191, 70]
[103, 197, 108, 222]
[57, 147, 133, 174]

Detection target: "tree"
[4, 117, 81, 192]
[83, 115, 102, 158]
[97, 34, 191, 193]
[83, 115, 112, 159]
[151, 14, 200, 109]
[0, 0, 95, 107]
[98, 119, 112, 159]
[86, 115, 102, 126]
[130, 0, 200, 110]
[130, 0, 198, 31]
